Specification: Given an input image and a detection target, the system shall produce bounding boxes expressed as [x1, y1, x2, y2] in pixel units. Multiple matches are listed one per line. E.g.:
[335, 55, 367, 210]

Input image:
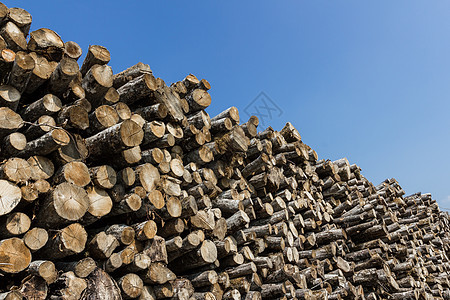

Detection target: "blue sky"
[11, 1, 450, 209]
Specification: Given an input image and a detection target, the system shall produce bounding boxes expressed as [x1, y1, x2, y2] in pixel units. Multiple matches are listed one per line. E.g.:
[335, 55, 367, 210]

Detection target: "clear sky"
[9, 1, 450, 209]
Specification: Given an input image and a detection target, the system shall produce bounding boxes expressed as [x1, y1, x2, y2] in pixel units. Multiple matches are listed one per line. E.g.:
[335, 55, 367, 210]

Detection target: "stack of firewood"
[0, 2, 448, 299]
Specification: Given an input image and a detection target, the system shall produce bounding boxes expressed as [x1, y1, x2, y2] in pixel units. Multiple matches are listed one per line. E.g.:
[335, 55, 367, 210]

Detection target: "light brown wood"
[0, 22, 27, 52]
[35, 182, 89, 227]
[40, 223, 87, 259]
[80, 45, 111, 75]
[0, 237, 31, 273]
[64, 41, 82, 60]
[28, 28, 64, 61]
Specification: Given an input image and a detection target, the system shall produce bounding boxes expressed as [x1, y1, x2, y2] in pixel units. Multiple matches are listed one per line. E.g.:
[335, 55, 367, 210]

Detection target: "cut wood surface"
[0, 3, 448, 299]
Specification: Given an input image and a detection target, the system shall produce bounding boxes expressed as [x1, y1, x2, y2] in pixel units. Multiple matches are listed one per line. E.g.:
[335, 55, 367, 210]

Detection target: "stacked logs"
[0, 2, 448, 299]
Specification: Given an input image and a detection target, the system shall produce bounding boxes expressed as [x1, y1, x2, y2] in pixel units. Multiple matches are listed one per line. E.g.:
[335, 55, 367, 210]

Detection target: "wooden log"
[143, 235, 168, 264]
[0, 107, 22, 140]
[114, 102, 132, 121]
[0, 237, 31, 273]
[82, 185, 113, 224]
[103, 252, 123, 273]
[154, 85, 185, 122]
[0, 22, 27, 52]
[0, 49, 15, 83]
[87, 105, 119, 135]
[47, 57, 79, 96]
[118, 273, 144, 299]
[57, 104, 89, 130]
[211, 107, 240, 125]
[89, 165, 116, 189]
[35, 182, 89, 227]
[113, 62, 152, 89]
[117, 73, 158, 105]
[132, 220, 158, 241]
[0, 179, 21, 217]
[23, 227, 48, 252]
[82, 64, 113, 104]
[64, 41, 82, 60]
[19, 276, 48, 300]
[142, 262, 176, 285]
[168, 230, 205, 261]
[170, 240, 217, 272]
[52, 133, 88, 165]
[0, 157, 31, 183]
[80, 45, 110, 76]
[22, 94, 62, 122]
[135, 103, 167, 121]
[0, 211, 30, 237]
[122, 253, 151, 273]
[86, 119, 143, 158]
[105, 224, 135, 245]
[152, 282, 174, 299]
[39, 223, 87, 259]
[0, 291, 25, 300]
[48, 271, 87, 300]
[0, 85, 20, 112]
[7, 51, 34, 93]
[28, 260, 58, 284]
[18, 128, 70, 157]
[28, 28, 64, 61]
[7, 7, 31, 37]
[87, 231, 119, 260]
[81, 268, 122, 300]
[53, 161, 91, 187]
[23, 115, 54, 140]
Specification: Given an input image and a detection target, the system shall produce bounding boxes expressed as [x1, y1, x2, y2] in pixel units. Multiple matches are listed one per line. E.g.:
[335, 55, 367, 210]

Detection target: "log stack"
[0, 2, 448, 299]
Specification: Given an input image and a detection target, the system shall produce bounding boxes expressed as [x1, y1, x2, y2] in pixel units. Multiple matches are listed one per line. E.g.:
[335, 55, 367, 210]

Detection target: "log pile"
[0, 2, 449, 299]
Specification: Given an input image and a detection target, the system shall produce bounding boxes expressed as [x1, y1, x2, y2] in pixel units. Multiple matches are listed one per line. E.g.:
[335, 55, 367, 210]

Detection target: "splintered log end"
[28, 28, 64, 61]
